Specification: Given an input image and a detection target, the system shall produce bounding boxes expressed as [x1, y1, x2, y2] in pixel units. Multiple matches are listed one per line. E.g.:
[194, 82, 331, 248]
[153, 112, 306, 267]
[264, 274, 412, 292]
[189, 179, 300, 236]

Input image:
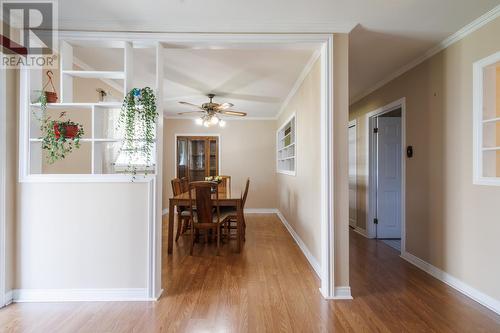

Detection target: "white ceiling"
[61, 0, 500, 105]
[74, 45, 318, 118]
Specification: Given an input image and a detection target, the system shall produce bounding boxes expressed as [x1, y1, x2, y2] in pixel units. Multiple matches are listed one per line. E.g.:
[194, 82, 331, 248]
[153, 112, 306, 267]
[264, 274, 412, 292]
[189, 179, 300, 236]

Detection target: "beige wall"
[5, 68, 18, 294]
[276, 58, 322, 263]
[350, 17, 500, 300]
[332, 34, 350, 288]
[163, 119, 277, 209]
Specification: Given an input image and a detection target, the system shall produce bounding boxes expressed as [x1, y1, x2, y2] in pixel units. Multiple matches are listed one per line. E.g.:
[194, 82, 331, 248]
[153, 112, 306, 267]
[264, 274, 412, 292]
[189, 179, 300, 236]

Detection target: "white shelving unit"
[277, 113, 296, 175]
[22, 39, 160, 176]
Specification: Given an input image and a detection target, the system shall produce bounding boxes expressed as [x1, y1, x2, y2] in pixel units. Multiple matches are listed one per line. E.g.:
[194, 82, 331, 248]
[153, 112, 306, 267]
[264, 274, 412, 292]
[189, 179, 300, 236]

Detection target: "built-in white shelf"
[62, 70, 125, 80]
[276, 114, 296, 176]
[482, 146, 500, 151]
[482, 117, 500, 123]
[30, 102, 122, 109]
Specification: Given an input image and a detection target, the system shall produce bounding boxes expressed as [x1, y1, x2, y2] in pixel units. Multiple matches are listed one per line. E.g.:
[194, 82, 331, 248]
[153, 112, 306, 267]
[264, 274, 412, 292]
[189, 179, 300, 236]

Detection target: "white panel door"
[376, 116, 402, 239]
[348, 125, 357, 227]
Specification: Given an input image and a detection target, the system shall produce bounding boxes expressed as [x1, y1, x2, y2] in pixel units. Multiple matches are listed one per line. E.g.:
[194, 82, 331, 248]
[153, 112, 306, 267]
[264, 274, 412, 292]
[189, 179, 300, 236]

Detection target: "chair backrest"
[242, 178, 250, 208]
[218, 175, 231, 194]
[189, 181, 220, 224]
[171, 178, 182, 196]
[180, 177, 189, 193]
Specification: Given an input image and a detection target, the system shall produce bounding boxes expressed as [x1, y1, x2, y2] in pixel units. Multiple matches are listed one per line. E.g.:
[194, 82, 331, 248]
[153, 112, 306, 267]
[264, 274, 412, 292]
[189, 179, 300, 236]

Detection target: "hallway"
[0, 214, 499, 332]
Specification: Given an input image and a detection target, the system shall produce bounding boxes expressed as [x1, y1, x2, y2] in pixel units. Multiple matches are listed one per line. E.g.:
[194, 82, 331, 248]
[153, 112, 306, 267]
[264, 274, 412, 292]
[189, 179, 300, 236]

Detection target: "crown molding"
[350, 4, 500, 105]
[275, 49, 321, 120]
[59, 19, 355, 34]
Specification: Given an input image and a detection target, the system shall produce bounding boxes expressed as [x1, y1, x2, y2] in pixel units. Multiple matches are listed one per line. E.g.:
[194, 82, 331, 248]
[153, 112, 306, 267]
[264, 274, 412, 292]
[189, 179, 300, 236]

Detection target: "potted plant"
[117, 87, 158, 177]
[39, 111, 85, 164]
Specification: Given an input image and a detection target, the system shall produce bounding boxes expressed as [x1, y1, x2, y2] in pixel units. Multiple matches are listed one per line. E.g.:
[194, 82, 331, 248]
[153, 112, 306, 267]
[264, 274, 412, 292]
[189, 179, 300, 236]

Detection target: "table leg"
[168, 199, 175, 254]
[236, 200, 243, 253]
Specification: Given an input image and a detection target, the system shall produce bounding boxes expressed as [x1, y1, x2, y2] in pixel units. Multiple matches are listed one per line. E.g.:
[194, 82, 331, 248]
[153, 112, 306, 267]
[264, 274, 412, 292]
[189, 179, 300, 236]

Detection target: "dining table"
[167, 183, 244, 254]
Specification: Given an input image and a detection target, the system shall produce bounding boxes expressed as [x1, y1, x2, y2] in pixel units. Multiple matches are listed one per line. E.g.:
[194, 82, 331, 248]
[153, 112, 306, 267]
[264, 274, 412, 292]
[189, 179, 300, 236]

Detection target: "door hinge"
[374, 218, 379, 224]
[373, 127, 379, 134]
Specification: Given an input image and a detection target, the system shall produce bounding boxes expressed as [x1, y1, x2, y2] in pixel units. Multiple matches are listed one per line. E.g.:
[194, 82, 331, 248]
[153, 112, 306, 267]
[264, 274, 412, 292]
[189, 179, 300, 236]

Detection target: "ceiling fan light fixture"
[210, 115, 219, 125]
[219, 119, 226, 128]
[195, 117, 203, 125]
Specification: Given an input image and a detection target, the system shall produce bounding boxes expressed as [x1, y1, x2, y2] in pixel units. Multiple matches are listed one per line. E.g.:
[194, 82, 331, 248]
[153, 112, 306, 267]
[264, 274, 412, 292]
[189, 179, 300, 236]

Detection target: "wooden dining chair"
[188, 181, 226, 255]
[222, 178, 250, 242]
[180, 177, 189, 193]
[171, 178, 191, 241]
[218, 175, 231, 194]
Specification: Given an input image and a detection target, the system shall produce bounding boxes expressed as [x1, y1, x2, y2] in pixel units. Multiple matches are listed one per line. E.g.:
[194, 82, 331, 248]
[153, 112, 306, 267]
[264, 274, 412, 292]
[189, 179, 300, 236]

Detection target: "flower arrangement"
[205, 176, 223, 183]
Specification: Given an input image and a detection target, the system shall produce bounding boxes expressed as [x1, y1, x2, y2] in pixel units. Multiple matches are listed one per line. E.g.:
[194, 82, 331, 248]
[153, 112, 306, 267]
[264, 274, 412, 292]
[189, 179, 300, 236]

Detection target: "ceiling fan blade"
[220, 110, 247, 117]
[215, 102, 234, 110]
[178, 101, 204, 110]
[177, 111, 205, 115]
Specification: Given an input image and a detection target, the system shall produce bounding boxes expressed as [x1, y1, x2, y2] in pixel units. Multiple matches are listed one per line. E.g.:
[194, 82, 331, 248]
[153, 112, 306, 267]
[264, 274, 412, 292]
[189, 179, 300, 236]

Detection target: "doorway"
[367, 98, 406, 253]
[348, 120, 357, 228]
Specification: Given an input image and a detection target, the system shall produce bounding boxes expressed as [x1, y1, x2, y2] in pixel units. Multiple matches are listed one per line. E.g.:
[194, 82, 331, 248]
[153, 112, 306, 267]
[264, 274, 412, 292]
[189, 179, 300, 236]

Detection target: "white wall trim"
[322, 287, 353, 300]
[11, 288, 155, 302]
[401, 251, 500, 316]
[352, 226, 369, 238]
[276, 211, 321, 278]
[350, 4, 500, 105]
[366, 98, 406, 255]
[4, 290, 13, 305]
[162, 208, 279, 215]
[275, 49, 321, 120]
[348, 119, 357, 227]
[472, 50, 500, 186]
[0, 66, 6, 308]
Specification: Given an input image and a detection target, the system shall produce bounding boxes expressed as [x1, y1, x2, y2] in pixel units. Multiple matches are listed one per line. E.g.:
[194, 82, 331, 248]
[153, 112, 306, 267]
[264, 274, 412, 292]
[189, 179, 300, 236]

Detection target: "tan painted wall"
[333, 34, 350, 288]
[5, 68, 18, 294]
[163, 119, 277, 209]
[276, 58, 322, 263]
[350, 17, 500, 300]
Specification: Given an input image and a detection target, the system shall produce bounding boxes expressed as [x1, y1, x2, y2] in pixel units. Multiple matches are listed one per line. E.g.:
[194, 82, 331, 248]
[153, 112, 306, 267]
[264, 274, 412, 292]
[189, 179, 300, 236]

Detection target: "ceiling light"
[210, 116, 219, 124]
[203, 120, 210, 127]
[195, 118, 203, 125]
[219, 119, 226, 128]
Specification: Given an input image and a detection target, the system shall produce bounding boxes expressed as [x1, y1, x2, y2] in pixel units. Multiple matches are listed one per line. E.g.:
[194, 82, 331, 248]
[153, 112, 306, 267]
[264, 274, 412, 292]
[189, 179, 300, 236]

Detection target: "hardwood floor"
[0, 214, 499, 332]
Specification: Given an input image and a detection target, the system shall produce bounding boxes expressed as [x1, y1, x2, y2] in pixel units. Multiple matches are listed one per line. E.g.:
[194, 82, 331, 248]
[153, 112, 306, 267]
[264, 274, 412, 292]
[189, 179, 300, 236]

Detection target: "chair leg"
[175, 216, 183, 242]
[190, 226, 195, 255]
[216, 226, 220, 256]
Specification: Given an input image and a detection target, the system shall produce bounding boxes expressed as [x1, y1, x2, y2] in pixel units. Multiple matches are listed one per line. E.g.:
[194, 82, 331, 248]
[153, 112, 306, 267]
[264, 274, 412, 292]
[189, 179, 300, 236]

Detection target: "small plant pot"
[54, 124, 79, 139]
[45, 91, 58, 103]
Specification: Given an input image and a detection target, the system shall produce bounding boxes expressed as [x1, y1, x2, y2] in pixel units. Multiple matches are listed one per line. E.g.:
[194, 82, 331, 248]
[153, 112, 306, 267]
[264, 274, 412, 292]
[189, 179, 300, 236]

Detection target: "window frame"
[473, 51, 500, 186]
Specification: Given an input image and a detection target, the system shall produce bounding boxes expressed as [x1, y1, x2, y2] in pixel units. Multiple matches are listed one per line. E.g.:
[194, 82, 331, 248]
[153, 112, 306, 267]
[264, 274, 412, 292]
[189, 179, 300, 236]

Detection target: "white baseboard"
[244, 208, 278, 214]
[321, 286, 353, 300]
[276, 211, 321, 278]
[401, 251, 500, 315]
[4, 290, 13, 305]
[352, 226, 369, 238]
[162, 208, 279, 215]
[12, 288, 152, 302]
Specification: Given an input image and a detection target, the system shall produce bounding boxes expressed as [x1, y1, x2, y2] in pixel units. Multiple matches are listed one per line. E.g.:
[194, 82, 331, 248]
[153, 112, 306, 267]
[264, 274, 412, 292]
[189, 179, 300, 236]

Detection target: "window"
[277, 114, 296, 175]
[473, 51, 500, 185]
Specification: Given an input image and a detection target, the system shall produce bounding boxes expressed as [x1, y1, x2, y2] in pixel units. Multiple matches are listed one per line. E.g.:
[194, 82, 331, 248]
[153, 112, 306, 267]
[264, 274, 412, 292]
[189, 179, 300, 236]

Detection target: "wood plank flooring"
[0, 214, 499, 332]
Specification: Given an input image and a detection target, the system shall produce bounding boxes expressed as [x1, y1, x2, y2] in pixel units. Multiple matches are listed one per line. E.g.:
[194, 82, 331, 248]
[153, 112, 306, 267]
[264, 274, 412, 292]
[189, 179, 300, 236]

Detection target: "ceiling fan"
[178, 94, 247, 127]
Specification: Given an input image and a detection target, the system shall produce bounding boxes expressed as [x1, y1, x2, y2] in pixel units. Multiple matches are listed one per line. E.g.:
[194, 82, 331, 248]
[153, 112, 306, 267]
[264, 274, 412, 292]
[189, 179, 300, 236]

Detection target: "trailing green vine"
[117, 87, 158, 177]
[33, 92, 85, 164]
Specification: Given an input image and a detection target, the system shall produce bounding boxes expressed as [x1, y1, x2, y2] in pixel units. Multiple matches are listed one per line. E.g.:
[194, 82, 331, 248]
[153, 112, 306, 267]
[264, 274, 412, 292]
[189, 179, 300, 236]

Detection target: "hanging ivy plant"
[118, 87, 158, 177]
[33, 92, 85, 164]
